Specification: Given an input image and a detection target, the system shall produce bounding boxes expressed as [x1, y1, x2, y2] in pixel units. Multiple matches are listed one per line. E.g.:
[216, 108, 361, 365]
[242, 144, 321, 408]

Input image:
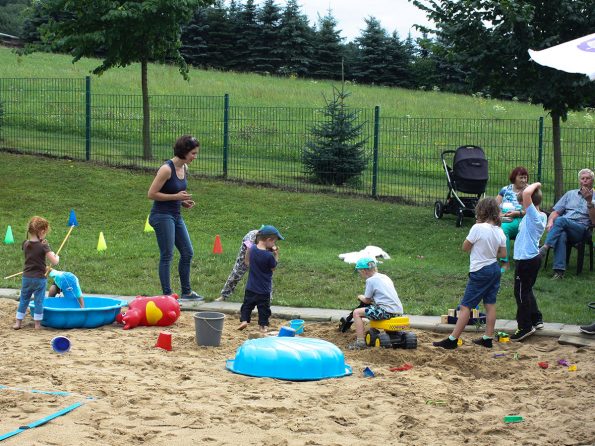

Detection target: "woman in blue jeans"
[148, 135, 203, 301]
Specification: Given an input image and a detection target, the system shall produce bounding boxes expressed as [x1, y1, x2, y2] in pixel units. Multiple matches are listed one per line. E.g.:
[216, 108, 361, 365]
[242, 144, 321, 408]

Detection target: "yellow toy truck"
[365, 316, 417, 349]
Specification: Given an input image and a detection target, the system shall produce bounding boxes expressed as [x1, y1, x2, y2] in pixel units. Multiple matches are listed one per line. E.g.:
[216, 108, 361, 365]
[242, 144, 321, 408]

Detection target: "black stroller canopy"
[453, 145, 489, 183]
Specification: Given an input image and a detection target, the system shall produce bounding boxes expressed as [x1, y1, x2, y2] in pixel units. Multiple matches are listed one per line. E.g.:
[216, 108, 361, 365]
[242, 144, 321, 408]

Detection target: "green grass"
[0, 152, 592, 325]
[3, 47, 595, 123]
[1, 48, 594, 206]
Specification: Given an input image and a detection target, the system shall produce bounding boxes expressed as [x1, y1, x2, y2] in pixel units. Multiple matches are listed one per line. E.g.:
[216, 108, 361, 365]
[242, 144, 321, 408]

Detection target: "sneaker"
[348, 339, 367, 350]
[551, 270, 564, 280]
[432, 337, 458, 349]
[472, 337, 493, 348]
[533, 320, 544, 330]
[538, 245, 549, 258]
[179, 291, 205, 301]
[579, 322, 595, 335]
[510, 327, 536, 342]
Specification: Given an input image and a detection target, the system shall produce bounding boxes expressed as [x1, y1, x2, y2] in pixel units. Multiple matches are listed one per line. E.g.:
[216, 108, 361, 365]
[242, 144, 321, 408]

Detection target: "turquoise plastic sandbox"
[30, 297, 127, 329]
[226, 336, 352, 381]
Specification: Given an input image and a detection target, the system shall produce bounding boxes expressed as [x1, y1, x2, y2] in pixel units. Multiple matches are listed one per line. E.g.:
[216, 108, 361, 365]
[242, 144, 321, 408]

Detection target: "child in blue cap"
[349, 257, 403, 350]
[48, 269, 85, 307]
[238, 225, 284, 333]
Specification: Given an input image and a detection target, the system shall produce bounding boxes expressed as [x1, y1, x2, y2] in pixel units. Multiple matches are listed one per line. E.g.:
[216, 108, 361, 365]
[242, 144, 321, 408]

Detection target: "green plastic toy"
[504, 415, 524, 423]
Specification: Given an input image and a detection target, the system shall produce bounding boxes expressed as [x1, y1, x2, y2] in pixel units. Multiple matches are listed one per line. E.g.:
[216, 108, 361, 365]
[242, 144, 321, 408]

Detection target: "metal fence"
[1, 77, 594, 206]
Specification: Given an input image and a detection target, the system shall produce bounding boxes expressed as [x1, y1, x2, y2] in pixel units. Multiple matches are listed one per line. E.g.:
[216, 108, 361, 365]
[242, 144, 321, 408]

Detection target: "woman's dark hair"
[509, 166, 528, 183]
[173, 135, 200, 159]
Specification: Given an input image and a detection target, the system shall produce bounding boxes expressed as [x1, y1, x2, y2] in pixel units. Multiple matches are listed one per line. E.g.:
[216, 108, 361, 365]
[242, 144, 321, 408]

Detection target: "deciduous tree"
[34, 0, 212, 159]
[412, 0, 595, 199]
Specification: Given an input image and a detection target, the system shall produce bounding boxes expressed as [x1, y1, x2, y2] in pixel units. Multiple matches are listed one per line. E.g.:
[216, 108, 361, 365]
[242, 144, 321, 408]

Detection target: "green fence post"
[85, 76, 91, 161]
[223, 93, 229, 178]
[372, 106, 380, 198]
[537, 116, 544, 183]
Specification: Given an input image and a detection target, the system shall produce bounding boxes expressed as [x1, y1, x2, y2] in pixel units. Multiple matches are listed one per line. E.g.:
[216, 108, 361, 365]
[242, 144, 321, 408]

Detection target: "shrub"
[303, 85, 367, 185]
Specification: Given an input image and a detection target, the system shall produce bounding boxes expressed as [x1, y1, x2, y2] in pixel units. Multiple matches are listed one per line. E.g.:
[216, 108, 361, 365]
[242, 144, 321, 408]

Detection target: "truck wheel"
[404, 332, 417, 349]
[365, 328, 380, 347]
[378, 332, 392, 348]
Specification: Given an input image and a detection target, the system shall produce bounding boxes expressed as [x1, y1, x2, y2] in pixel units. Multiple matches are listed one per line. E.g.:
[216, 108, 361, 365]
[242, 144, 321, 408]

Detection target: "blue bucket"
[278, 326, 296, 337]
[51, 336, 71, 354]
[289, 319, 304, 334]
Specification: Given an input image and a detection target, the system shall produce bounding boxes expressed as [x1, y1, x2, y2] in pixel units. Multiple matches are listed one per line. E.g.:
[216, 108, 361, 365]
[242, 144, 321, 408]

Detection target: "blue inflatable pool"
[30, 297, 127, 329]
[226, 337, 352, 381]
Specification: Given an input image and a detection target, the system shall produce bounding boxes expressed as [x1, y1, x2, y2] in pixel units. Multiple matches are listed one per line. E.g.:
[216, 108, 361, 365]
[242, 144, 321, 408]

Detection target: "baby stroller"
[434, 145, 488, 227]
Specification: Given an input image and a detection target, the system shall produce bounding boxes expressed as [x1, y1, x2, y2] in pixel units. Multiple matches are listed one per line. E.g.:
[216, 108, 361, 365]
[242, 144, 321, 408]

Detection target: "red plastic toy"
[116, 294, 180, 330]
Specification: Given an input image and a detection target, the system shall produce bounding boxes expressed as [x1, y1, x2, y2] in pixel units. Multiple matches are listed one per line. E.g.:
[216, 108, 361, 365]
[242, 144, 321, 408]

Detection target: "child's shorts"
[460, 262, 501, 309]
[365, 305, 395, 320]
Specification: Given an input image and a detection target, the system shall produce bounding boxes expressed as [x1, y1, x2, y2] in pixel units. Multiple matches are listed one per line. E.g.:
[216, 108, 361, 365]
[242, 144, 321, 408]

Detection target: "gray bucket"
[194, 311, 225, 347]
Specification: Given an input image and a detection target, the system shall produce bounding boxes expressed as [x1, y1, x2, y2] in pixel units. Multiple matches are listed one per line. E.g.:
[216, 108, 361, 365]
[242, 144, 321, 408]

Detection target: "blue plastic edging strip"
[0, 385, 72, 397]
[0, 402, 83, 442]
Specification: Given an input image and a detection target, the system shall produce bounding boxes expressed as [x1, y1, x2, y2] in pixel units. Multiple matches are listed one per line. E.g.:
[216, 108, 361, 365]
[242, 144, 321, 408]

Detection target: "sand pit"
[1, 297, 593, 445]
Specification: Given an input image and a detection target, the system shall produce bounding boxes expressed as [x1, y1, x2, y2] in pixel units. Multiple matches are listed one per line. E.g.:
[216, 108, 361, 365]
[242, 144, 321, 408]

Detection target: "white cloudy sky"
[247, 0, 433, 42]
[295, 0, 433, 41]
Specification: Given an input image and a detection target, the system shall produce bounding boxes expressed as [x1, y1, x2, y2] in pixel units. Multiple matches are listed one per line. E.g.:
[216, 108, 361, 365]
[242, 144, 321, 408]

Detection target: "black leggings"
[514, 256, 543, 330]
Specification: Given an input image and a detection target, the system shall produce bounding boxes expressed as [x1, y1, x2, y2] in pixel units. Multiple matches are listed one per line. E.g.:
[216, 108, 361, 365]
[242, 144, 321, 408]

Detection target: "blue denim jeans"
[149, 212, 194, 295]
[460, 262, 501, 309]
[544, 216, 591, 271]
[17, 277, 47, 320]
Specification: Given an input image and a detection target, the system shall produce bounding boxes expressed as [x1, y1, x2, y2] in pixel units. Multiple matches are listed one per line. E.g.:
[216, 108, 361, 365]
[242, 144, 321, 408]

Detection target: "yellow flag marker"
[144, 215, 154, 233]
[97, 231, 107, 252]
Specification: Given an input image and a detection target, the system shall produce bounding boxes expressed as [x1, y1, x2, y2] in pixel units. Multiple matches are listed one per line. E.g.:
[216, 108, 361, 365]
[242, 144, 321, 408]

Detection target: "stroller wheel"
[434, 201, 444, 219]
[456, 209, 464, 227]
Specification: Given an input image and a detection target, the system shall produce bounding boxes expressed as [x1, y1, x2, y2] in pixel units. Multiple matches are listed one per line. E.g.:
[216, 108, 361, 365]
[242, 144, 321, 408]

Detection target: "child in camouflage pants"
[215, 229, 258, 301]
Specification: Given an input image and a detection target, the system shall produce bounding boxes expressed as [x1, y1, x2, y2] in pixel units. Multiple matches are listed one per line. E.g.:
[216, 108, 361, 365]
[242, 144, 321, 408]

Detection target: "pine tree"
[352, 17, 391, 85]
[277, 0, 314, 77]
[384, 31, 414, 87]
[204, 1, 237, 70]
[252, 0, 282, 74]
[181, 7, 209, 68]
[232, 0, 260, 72]
[310, 11, 344, 80]
[303, 85, 367, 186]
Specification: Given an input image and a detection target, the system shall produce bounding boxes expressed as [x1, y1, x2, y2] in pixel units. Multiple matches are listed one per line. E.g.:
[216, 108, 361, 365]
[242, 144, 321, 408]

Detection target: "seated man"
[540, 169, 595, 278]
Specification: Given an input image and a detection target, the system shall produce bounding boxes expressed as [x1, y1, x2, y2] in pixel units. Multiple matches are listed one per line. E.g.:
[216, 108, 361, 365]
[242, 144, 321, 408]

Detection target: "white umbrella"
[529, 33, 595, 80]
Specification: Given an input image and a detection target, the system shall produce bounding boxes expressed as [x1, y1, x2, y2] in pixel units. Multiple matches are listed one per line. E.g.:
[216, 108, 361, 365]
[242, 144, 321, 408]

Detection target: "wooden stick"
[44, 225, 75, 277]
[55, 225, 75, 256]
[3, 271, 24, 280]
[4, 225, 76, 280]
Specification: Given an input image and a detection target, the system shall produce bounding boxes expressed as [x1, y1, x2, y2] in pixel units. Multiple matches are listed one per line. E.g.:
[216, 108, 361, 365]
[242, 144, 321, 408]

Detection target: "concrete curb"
[0, 288, 587, 338]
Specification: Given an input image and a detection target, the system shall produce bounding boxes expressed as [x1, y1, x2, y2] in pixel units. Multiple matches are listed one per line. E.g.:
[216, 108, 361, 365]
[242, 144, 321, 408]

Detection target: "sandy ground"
[1, 297, 594, 446]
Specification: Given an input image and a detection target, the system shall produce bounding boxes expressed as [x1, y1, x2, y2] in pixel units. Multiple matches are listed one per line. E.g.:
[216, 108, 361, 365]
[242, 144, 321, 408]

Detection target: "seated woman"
[496, 166, 528, 272]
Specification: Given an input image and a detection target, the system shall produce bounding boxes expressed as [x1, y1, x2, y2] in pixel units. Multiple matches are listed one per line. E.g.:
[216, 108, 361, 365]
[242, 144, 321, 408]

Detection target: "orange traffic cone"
[155, 332, 172, 351]
[213, 234, 223, 254]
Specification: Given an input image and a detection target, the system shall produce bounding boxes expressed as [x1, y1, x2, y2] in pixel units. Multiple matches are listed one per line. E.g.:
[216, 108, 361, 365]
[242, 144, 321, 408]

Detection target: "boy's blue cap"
[355, 257, 377, 270]
[258, 225, 284, 240]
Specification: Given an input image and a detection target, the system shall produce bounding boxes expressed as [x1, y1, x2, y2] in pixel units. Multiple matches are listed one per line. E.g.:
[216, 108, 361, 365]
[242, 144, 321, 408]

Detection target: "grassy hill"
[0, 47, 593, 206]
[3, 46, 595, 125]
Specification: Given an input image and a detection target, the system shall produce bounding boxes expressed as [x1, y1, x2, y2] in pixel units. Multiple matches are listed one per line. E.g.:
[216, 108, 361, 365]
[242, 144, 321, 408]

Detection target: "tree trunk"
[551, 112, 563, 202]
[141, 59, 152, 160]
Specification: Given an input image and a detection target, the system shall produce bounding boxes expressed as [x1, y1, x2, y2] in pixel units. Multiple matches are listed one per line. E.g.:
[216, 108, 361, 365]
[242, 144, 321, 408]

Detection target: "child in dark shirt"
[238, 225, 284, 333]
[14, 216, 60, 330]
